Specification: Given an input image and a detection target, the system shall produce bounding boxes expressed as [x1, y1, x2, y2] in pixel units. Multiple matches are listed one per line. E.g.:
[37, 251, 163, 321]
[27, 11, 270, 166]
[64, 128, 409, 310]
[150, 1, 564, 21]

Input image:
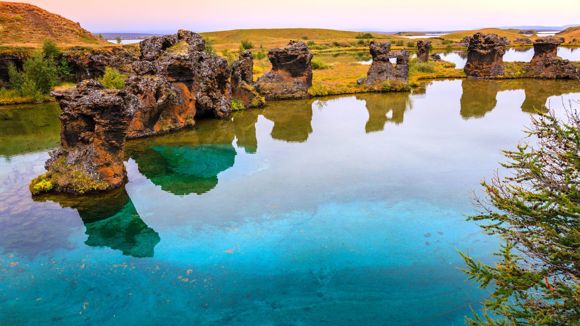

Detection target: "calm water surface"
[1, 79, 579, 325]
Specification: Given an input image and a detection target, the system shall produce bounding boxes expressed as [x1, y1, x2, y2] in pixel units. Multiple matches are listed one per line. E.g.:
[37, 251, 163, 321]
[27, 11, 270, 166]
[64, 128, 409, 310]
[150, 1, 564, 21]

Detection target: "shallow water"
[1, 79, 579, 325]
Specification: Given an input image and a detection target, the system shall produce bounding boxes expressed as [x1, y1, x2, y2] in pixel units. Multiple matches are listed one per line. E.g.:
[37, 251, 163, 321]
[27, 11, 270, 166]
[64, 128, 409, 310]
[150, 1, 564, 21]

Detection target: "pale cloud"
[16, 0, 580, 33]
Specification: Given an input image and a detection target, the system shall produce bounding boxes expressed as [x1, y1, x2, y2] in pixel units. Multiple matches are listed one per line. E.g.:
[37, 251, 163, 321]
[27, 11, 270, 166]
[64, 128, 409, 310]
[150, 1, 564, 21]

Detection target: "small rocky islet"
[28, 30, 580, 196]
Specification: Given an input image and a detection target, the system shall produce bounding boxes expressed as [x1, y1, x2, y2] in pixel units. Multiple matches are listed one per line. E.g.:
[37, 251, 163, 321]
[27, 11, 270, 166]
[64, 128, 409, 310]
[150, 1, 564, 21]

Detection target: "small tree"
[115, 36, 122, 44]
[461, 109, 580, 325]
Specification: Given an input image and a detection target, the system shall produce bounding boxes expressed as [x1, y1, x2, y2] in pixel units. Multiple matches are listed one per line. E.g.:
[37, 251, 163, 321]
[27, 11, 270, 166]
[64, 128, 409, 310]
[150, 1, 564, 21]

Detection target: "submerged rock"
[231, 51, 265, 109]
[255, 41, 313, 100]
[416, 40, 432, 62]
[30, 80, 139, 195]
[366, 41, 409, 84]
[525, 37, 579, 80]
[464, 33, 509, 78]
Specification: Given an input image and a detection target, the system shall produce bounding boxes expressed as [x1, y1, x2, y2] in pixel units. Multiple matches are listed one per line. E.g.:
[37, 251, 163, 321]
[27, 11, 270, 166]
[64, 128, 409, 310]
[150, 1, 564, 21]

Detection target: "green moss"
[166, 41, 189, 55]
[250, 94, 266, 108]
[30, 156, 111, 195]
[231, 99, 245, 111]
[311, 58, 331, 70]
[29, 174, 53, 195]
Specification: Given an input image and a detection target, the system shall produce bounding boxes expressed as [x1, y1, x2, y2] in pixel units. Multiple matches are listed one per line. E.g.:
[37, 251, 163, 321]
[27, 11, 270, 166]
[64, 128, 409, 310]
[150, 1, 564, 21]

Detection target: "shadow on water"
[34, 187, 160, 258]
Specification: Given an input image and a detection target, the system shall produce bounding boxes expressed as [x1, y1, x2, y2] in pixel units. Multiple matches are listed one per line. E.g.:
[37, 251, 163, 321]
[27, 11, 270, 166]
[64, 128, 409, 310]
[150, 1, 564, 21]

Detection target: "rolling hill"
[556, 26, 580, 42]
[0, 1, 106, 47]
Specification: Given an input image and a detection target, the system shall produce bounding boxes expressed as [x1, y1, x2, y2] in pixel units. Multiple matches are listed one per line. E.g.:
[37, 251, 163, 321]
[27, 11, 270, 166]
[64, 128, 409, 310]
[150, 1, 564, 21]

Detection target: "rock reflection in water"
[356, 92, 411, 132]
[262, 99, 314, 142]
[460, 79, 580, 118]
[34, 188, 160, 258]
[126, 119, 237, 195]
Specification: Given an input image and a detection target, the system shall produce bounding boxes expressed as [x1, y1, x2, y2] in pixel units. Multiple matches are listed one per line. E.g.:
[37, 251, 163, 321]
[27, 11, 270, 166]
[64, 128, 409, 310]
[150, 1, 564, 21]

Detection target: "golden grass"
[442, 28, 530, 42]
[557, 26, 580, 43]
[0, 2, 107, 48]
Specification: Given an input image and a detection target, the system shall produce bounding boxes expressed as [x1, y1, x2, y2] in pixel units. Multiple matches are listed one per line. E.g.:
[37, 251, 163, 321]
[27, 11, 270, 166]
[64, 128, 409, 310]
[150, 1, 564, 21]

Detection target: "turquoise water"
[1, 79, 579, 325]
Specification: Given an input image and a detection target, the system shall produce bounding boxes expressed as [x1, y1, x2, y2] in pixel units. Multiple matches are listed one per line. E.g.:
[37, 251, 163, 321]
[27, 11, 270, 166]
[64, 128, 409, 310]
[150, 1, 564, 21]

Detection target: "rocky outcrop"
[0, 50, 27, 87]
[30, 80, 139, 195]
[416, 40, 432, 62]
[255, 41, 313, 100]
[124, 75, 196, 138]
[366, 41, 409, 84]
[464, 33, 509, 78]
[525, 37, 579, 80]
[231, 51, 265, 109]
[64, 47, 138, 81]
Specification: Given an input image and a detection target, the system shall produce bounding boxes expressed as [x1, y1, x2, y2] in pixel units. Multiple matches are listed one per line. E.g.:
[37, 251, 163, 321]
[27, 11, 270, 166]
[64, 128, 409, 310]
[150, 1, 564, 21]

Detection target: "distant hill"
[0, 1, 106, 47]
[557, 26, 580, 42]
[200, 28, 401, 52]
[441, 28, 529, 42]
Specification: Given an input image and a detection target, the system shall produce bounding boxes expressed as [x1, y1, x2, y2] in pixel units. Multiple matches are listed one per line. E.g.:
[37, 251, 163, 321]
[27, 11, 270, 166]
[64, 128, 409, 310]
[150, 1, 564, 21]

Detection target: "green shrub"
[231, 99, 245, 111]
[240, 40, 254, 50]
[205, 39, 216, 55]
[311, 58, 330, 70]
[355, 33, 374, 39]
[42, 40, 61, 60]
[395, 40, 405, 46]
[307, 40, 316, 47]
[442, 39, 454, 45]
[98, 67, 126, 90]
[406, 41, 416, 48]
[253, 50, 267, 60]
[221, 49, 236, 64]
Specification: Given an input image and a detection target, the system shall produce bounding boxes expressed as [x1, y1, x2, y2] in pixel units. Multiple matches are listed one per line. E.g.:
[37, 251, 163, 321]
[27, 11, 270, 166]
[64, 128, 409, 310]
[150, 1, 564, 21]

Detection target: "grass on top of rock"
[98, 67, 127, 90]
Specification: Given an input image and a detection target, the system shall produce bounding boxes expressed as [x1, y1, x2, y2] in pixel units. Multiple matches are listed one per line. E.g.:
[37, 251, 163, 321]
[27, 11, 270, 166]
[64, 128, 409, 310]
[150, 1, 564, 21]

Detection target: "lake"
[1, 79, 579, 325]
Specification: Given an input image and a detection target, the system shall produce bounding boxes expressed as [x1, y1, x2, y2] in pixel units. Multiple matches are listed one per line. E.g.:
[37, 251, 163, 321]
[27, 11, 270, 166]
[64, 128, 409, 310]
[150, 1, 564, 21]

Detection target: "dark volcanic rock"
[64, 47, 138, 81]
[430, 54, 442, 61]
[416, 40, 432, 62]
[366, 41, 409, 84]
[255, 41, 313, 100]
[30, 80, 139, 195]
[125, 75, 196, 138]
[231, 51, 265, 109]
[525, 37, 579, 80]
[464, 33, 509, 78]
[191, 51, 232, 118]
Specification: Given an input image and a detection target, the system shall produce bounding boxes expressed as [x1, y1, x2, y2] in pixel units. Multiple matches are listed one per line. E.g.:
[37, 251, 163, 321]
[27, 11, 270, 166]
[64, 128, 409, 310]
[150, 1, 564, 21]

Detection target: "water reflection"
[0, 103, 60, 157]
[460, 79, 579, 118]
[356, 93, 411, 132]
[262, 99, 314, 142]
[126, 120, 237, 195]
[34, 188, 160, 258]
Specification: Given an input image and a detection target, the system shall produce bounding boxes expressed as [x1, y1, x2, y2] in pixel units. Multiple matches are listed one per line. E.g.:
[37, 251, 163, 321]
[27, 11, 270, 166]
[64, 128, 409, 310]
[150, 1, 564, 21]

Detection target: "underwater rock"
[416, 40, 432, 62]
[366, 41, 409, 84]
[30, 80, 139, 195]
[464, 33, 509, 78]
[525, 37, 579, 80]
[255, 41, 313, 100]
[231, 51, 265, 110]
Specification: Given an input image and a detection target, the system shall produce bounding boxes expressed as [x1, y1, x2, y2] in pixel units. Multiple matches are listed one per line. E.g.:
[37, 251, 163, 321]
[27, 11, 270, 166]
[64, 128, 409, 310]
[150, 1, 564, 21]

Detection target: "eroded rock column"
[255, 41, 313, 100]
[464, 33, 508, 78]
[30, 80, 139, 195]
[231, 51, 265, 109]
[525, 37, 579, 80]
[416, 40, 432, 63]
[366, 41, 409, 84]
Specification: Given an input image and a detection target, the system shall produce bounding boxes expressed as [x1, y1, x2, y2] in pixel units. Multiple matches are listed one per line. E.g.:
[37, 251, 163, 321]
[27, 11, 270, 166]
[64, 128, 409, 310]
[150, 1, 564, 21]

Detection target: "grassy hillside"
[441, 28, 530, 42]
[201, 28, 403, 52]
[0, 1, 106, 48]
[557, 26, 580, 42]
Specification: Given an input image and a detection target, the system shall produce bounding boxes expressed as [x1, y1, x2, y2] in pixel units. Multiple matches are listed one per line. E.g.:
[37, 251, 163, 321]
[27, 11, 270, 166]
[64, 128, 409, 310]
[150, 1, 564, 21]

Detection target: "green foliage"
[115, 36, 122, 44]
[355, 33, 374, 39]
[29, 175, 53, 195]
[98, 67, 126, 90]
[240, 40, 254, 50]
[254, 49, 267, 60]
[205, 38, 216, 55]
[442, 39, 454, 46]
[406, 41, 416, 48]
[395, 40, 405, 46]
[231, 99, 245, 111]
[7, 40, 70, 99]
[311, 58, 330, 70]
[461, 110, 580, 325]
[412, 61, 435, 73]
[307, 40, 316, 47]
[221, 49, 236, 64]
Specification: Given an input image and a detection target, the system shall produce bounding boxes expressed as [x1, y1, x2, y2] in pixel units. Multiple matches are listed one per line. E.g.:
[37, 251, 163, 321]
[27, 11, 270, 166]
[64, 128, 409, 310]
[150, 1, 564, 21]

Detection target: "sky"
[17, 0, 580, 33]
